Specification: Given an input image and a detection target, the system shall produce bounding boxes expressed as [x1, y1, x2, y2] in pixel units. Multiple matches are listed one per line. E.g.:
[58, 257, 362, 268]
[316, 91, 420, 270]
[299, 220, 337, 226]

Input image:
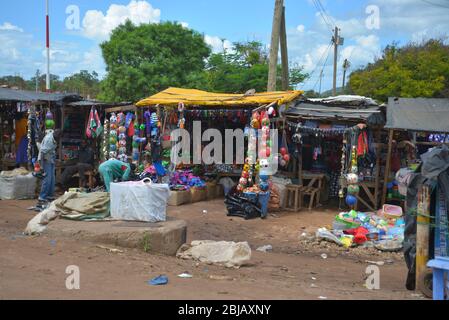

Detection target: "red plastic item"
[344, 227, 369, 245]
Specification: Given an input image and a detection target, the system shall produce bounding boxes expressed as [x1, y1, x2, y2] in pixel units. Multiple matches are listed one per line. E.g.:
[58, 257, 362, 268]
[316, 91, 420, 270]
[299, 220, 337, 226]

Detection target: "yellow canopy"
[136, 87, 303, 107]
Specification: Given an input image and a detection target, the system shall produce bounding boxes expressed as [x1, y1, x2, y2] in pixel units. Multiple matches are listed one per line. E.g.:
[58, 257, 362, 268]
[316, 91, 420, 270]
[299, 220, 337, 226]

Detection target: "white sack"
[110, 179, 170, 222]
[0, 173, 37, 200]
[176, 240, 252, 268]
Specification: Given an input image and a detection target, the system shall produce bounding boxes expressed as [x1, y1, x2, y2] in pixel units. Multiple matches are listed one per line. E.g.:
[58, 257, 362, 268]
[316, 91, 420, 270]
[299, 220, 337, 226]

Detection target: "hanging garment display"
[86, 107, 103, 139]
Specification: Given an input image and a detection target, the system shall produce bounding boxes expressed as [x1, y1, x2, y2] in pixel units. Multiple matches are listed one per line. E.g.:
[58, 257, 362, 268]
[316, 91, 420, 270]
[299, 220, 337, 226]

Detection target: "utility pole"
[35, 70, 40, 92]
[319, 70, 323, 96]
[46, 0, 51, 91]
[267, 0, 284, 92]
[280, 5, 289, 90]
[342, 59, 350, 90]
[332, 26, 343, 96]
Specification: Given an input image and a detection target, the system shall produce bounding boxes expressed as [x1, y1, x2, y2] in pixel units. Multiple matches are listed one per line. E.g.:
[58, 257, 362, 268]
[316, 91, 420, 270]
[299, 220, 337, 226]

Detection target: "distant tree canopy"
[0, 70, 100, 99]
[349, 39, 449, 102]
[2, 22, 310, 102]
[98, 21, 211, 102]
[190, 41, 309, 93]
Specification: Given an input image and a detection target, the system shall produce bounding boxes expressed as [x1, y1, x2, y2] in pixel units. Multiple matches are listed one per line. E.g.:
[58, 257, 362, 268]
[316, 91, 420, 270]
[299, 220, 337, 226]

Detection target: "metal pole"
[342, 59, 350, 89]
[332, 27, 339, 96]
[319, 70, 323, 95]
[46, 0, 50, 91]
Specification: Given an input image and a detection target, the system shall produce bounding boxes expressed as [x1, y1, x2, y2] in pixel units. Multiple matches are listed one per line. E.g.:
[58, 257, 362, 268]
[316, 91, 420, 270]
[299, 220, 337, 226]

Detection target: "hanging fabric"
[86, 107, 103, 139]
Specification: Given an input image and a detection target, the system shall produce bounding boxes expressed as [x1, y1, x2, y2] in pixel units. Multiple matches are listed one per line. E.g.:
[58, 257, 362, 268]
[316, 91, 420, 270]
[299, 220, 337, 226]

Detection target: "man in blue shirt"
[37, 129, 61, 203]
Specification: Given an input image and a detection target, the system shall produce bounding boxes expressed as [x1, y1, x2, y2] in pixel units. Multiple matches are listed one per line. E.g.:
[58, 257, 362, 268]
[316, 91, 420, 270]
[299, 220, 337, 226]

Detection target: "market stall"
[0, 87, 82, 172]
[135, 87, 304, 212]
[383, 97, 449, 297]
[285, 95, 387, 211]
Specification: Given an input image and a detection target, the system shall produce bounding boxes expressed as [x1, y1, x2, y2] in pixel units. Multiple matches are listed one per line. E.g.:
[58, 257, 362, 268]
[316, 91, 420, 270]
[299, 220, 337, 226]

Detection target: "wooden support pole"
[382, 129, 394, 205]
[416, 185, 431, 292]
[280, 6, 289, 91]
[267, 0, 284, 92]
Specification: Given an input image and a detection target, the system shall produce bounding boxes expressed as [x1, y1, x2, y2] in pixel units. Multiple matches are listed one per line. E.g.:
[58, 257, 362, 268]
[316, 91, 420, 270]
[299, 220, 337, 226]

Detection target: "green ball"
[45, 119, 55, 129]
[348, 185, 360, 195]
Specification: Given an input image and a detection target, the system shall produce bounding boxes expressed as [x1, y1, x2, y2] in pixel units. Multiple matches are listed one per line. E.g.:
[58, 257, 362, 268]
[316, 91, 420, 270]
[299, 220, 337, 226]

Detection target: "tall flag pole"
[46, 0, 50, 91]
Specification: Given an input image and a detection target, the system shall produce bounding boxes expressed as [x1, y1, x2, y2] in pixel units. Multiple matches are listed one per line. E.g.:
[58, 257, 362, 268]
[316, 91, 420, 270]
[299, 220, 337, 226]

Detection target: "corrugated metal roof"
[67, 100, 132, 107]
[385, 98, 449, 132]
[286, 101, 385, 125]
[0, 87, 82, 103]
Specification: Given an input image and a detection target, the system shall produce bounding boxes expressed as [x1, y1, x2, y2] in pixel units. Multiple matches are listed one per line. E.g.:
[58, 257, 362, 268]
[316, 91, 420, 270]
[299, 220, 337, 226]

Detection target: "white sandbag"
[176, 240, 252, 268]
[110, 179, 170, 222]
[24, 202, 59, 235]
[0, 173, 37, 200]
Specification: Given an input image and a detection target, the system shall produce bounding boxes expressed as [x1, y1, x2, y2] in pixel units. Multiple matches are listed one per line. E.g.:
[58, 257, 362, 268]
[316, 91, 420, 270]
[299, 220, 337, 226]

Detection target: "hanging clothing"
[86, 107, 103, 139]
[357, 131, 369, 157]
[16, 136, 29, 165]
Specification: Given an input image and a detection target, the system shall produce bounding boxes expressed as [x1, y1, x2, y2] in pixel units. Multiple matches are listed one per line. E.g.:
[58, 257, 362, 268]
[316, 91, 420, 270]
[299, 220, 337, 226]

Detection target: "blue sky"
[1, 0, 449, 92]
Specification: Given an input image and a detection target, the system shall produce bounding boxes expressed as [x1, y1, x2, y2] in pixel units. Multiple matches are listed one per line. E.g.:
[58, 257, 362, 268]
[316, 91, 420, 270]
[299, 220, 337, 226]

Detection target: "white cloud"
[82, 0, 161, 41]
[297, 24, 305, 33]
[204, 35, 233, 53]
[180, 22, 189, 29]
[0, 22, 23, 32]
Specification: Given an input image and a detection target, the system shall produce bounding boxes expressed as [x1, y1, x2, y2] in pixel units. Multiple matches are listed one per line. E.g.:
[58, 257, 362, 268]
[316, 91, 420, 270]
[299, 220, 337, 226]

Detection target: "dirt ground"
[0, 198, 424, 300]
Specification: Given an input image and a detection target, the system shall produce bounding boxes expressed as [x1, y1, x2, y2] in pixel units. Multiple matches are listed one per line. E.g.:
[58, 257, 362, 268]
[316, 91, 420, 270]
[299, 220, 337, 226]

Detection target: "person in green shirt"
[99, 158, 136, 192]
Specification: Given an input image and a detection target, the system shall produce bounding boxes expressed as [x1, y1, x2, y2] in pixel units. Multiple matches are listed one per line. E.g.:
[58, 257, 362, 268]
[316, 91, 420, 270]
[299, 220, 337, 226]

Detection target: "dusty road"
[0, 199, 423, 300]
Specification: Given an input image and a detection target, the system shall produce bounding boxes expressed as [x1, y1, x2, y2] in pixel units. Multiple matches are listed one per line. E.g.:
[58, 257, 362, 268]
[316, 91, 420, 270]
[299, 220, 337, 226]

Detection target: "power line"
[316, 0, 337, 27]
[420, 0, 449, 9]
[311, 0, 334, 34]
[300, 42, 333, 89]
[311, 44, 332, 92]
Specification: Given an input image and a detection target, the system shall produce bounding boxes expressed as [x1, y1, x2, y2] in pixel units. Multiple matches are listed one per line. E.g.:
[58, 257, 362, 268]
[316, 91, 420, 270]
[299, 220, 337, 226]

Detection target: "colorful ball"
[346, 195, 358, 206]
[348, 185, 360, 195]
[280, 147, 287, 156]
[283, 154, 290, 162]
[251, 119, 260, 129]
[45, 119, 55, 129]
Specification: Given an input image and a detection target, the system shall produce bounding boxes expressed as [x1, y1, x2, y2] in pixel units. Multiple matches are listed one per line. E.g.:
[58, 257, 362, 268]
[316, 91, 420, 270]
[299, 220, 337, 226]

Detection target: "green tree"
[349, 39, 449, 102]
[61, 70, 100, 98]
[0, 75, 28, 89]
[196, 41, 308, 93]
[99, 20, 211, 102]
